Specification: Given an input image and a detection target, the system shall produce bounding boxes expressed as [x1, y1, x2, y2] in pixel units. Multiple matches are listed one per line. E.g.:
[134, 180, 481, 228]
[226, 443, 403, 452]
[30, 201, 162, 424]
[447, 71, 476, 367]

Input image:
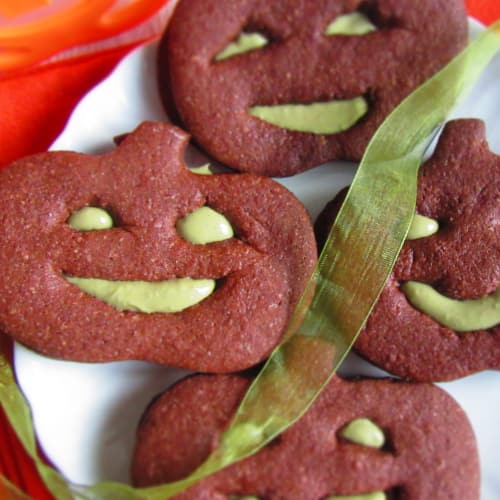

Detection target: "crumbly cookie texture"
[131, 374, 479, 500]
[315, 119, 500, 381]
[0, 121, 316, 372]
[160, 0, 468, 176]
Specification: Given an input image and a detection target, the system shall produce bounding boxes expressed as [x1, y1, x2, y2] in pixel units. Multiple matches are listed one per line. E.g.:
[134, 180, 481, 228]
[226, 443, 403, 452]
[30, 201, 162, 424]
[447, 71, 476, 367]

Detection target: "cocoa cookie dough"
[131, 374, 479, 499]
[0, 121, 316, 372]
[315, 119, 500, 381]
[160, 0, 467, 176]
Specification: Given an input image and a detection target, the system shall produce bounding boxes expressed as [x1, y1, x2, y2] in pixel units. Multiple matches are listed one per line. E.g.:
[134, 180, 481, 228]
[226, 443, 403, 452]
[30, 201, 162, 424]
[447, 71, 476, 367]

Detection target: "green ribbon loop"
[0, 20, 499, 500]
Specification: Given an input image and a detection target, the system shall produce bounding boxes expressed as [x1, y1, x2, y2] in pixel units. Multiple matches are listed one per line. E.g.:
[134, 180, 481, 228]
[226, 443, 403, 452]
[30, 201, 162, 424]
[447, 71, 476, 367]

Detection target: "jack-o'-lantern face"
[131, 374, 479, 499]
[161, 0, 467, 176]
[316, 119, 500, 381]
[0, 122, 316, 372]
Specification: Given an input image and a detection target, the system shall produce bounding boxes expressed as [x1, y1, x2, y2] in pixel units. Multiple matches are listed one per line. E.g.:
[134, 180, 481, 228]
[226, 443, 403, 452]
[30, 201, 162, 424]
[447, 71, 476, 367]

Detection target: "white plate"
[14, 20, 500, 499]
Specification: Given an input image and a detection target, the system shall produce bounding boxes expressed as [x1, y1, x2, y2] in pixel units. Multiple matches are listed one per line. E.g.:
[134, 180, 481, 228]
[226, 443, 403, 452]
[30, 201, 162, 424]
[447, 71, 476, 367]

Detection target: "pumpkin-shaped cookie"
[131, 374, 479, 499]
[0, 122, 316, 372]
[315, 119, 500, 381]
[160, 0, 467, 176]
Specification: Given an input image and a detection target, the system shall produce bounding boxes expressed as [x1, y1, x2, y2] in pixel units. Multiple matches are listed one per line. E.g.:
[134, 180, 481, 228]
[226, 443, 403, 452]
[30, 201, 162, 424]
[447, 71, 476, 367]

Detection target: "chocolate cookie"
[316, 119, 500, 381]
[131, 374, 479, 499]
[160, 0, 467, 176]
[0, 121, 316, 372]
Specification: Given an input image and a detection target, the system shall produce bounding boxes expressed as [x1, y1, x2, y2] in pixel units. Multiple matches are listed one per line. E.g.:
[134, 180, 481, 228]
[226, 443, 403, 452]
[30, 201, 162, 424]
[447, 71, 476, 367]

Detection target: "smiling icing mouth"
[402, 214, 499, 331]
[64, 205, 233, 313]
[248, 97, 368, 134]
[402, 282, 500, 332]
[65, 276, 215, 313]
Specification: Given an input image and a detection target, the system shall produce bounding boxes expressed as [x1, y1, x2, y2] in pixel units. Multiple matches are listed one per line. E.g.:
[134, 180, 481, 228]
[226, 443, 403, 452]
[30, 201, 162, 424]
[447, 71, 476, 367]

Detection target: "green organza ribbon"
[1, 20, 499, 500]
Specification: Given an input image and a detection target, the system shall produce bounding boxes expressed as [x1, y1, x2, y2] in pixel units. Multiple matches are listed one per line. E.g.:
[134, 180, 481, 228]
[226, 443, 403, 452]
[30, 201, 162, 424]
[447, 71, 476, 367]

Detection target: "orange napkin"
[0, 0, 498, 497]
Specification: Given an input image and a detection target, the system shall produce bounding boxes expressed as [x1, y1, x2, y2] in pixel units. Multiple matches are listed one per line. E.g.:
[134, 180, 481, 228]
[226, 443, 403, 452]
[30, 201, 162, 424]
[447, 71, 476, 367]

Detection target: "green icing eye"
[176, 206, 234, 244]
[189, 163, 213, 175]
[67, 206, 113, 231]
[340, 417, 385, 448]
[407, 214, 439, 240]
[215, 32, 269, 61]
[325, 12, 377, 36]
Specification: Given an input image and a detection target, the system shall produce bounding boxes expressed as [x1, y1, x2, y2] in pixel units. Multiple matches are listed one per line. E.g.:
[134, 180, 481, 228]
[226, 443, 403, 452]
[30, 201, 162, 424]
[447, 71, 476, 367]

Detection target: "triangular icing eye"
[215, 32, 269, 61]
[67, 206, 113, 231]
[189, 163, 213, 175]
[339, 417, 385, 448]
[324, 12, 377, 36]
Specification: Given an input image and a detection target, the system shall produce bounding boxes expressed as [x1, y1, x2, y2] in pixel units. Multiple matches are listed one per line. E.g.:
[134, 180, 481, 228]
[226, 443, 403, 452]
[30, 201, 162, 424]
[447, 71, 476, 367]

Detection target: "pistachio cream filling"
[189, 163, 213, 175]
[228, 419, 388, 500]
[215, 32, 269, 61]
[176, 206, 234, 244]
[67, 206, 113, 231]
[217, 13, 373, 134]
[406, 214, 439, 240]
[326, 493, 386, 500]
[340, 417, 385, 448]
[324, 12, 377, 36]
[402, 213, 499, 331]
[249, 97, 368, 134]
[216, 11, 376, 63]
[65, 205, 235, 312]
[402, 282, 500, 332]
[65, 276, 215, 314]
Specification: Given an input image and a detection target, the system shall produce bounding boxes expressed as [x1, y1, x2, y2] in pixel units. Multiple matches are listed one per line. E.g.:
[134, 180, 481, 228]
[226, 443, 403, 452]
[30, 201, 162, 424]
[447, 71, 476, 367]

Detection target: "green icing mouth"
[217, 12, 374, 134]
[65, 206, 232, 313]
[402, 282, 500, 332]
[65, 276, 215, 313]
[248, 97, 368, 134]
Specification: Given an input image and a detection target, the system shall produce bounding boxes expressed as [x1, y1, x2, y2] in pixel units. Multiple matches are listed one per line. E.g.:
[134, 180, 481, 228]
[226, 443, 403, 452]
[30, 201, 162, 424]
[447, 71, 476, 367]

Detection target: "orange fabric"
[0, 42, 143, 168]
[0, 0, 167, 73]
[0, 1, 497, 498]
[466, 0, 500, 24]
[0, 7, 164, 500]
[0, 0, 50, 19]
